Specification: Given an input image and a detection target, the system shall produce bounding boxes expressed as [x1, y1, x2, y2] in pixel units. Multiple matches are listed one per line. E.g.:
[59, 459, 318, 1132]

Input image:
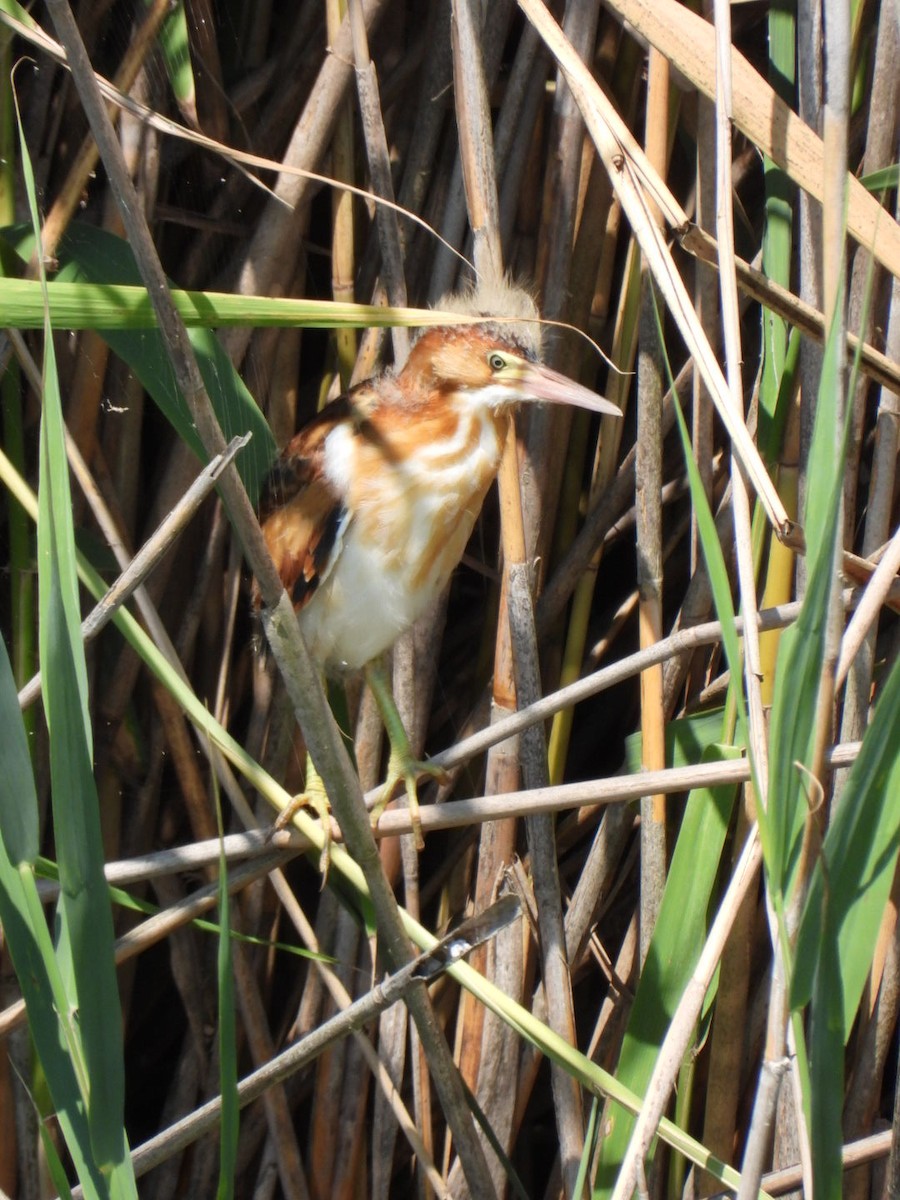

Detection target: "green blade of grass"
[624, 708, 729, 774]
[0, 623, 38, 866]
[805, 904, 845, 1200]
[35, 859, 330, 961]
[18, 96, 137, 1195]
[656, 295, 754, 768]
[39, 569, 131, 1183]
[0, 237, 459, 332]
[793, 654, 900, 1200]
[664, 329, 769, 852]
[592, 743, 741, 1196]
[791, 655, 900, 1024]
[154, 0, 196, 115]
[859, 163, 899, 192]
[0, 636, 108, 1198]
[0, 0, 36, 28]
[767, 245, 852, 1196]
[0, 270, 446, 328]
[39, 1115, 76, 1200]
[758, 0, 795, 453]
[767, 298, 848, 902]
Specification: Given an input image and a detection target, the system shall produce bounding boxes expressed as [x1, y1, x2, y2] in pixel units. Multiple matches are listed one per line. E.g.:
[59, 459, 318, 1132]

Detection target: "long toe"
[373, 750, 448, 849]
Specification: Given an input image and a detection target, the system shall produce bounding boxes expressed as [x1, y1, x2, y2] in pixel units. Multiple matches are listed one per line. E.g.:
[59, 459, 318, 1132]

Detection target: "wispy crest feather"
[435, 274, 543, 360]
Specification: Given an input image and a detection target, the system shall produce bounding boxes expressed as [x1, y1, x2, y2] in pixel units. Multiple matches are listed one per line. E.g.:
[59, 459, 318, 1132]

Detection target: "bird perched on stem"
[254, 279, 620, 851]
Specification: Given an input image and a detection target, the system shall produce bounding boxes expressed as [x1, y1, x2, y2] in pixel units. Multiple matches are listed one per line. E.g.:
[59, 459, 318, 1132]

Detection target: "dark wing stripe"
[290, 501, 349, 609]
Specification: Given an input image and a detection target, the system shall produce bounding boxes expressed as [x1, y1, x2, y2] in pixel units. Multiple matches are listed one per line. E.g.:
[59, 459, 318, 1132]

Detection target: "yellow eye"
[488, 352, 506, 372]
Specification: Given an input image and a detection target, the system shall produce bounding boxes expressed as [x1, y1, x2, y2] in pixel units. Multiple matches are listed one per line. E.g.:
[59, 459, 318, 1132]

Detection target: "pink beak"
[520, 360, 621, 417]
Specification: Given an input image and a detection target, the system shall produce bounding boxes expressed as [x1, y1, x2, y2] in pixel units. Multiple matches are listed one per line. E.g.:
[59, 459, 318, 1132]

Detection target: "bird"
[254, 279, 621, 851]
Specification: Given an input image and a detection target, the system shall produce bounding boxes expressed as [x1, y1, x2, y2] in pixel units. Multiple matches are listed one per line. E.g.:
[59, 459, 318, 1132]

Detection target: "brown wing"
[253, 395, 356, 612]
[256, 479, 348, 612]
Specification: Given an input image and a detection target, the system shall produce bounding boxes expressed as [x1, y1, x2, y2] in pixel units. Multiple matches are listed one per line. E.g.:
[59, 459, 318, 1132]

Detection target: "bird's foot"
[271, 764, 333, 882]
[370, 748, 448, 850]
[362, 659, 449, 850]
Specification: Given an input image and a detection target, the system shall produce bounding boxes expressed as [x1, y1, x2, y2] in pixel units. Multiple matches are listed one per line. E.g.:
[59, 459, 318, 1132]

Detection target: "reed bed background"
[1, 0, 899, 1198]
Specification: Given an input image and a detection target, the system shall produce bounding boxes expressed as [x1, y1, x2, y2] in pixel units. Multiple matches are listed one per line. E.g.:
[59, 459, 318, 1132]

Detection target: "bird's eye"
[488, 352, 506, 372]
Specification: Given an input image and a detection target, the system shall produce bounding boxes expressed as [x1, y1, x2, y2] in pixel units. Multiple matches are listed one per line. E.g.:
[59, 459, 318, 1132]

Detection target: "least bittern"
[254, 280, 620, 850]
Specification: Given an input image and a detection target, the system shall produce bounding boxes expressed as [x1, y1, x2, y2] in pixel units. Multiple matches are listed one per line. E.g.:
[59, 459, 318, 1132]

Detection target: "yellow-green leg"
[364, 660, 448, 849]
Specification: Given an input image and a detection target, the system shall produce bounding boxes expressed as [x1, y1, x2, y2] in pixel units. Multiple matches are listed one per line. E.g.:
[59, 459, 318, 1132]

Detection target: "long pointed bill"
[517, 359, 621, 417]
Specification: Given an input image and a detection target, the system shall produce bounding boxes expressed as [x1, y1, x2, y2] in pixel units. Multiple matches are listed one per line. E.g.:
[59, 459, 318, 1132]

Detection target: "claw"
[370, 750, 449, 849]
[272, 759, 333, 883]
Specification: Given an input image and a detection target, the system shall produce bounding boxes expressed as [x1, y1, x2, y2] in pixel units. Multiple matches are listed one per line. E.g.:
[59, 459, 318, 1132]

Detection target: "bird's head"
[404, 277, 621, 419]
